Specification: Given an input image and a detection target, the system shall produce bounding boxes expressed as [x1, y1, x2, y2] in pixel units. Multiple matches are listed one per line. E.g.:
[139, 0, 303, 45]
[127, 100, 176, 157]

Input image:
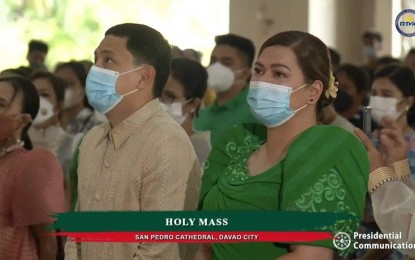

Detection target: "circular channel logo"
[395, 9, 415, 37]
[333, 232, 351, 250]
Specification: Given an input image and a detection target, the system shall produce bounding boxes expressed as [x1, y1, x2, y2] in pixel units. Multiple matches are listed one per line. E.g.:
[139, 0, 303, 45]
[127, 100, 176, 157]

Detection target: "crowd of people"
[0, 24, 414, 260]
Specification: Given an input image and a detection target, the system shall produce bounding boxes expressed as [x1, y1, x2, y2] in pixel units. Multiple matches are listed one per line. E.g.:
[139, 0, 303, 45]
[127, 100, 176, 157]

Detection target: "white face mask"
[64, 88, 82, 109]
[32, 97, 54, 126]
[207, 62, 244, 93]
[160, 100, 192, 125]
[369, 96, 402, 125]
[363, 46, 377, 58]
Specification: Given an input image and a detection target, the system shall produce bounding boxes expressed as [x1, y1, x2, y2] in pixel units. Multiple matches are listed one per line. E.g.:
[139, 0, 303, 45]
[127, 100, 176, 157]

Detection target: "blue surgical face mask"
[85, 65, 144, 114]
[247, 80, 308, 128]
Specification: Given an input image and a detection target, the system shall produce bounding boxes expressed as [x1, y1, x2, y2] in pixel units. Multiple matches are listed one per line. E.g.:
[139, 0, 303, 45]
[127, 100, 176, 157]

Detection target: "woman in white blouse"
[29, 71, 74, 174]
[355, 117, 415, 258]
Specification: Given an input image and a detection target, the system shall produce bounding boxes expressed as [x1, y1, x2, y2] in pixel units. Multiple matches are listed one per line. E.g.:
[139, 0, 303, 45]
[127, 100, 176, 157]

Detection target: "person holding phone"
[369, 65, 415, 177]
[359, 65, 415, 259]
[355, 118, 415, 258]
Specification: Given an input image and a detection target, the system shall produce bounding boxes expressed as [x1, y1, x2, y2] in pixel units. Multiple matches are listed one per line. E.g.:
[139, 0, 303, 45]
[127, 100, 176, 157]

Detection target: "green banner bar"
[52, 211, 356, 232]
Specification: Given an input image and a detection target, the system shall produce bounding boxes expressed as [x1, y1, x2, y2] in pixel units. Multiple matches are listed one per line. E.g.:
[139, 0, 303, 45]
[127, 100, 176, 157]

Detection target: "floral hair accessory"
[325, 72, 338, 99]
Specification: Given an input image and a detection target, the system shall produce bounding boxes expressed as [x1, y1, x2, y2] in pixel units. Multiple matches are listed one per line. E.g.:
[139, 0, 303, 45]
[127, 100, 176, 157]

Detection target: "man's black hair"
[171, 58, 207, 100]
[105, 23, 171, 98]
[214, 34, 255, 68]
[28, 40, 49, 54]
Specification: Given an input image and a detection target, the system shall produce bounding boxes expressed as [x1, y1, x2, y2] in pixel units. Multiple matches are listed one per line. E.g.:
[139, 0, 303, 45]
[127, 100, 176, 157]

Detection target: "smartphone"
[362, 106, 372, 137]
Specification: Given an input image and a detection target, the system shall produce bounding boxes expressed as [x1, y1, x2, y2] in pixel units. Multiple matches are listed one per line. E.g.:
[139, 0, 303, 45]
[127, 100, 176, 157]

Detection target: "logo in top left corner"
[396, 9, 415, 37]
[333, 232, 351, 250]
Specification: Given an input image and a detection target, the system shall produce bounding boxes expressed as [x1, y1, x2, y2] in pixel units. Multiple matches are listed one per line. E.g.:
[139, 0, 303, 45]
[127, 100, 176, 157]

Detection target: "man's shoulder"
[145, 111, 190, 140]
[84, 122, 108, 137]
[79, 123, 109, 147]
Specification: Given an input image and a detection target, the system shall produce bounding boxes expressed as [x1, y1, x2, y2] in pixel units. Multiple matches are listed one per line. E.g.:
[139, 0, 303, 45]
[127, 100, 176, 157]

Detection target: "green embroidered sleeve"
[279, 126, 369, 256]
[281, 167, 361, 256]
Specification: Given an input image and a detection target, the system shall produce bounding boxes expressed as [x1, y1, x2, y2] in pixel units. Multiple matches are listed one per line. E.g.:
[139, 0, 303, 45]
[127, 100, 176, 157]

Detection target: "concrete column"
[373, 0, 394, 57]
[308, 0, 337, 48]
[229, 0, 308, 56]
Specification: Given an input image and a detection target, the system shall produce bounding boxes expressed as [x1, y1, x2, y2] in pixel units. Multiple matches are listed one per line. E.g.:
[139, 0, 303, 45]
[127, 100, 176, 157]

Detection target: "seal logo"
[395, 9, 415, 37]
[333, 232, 351, 250]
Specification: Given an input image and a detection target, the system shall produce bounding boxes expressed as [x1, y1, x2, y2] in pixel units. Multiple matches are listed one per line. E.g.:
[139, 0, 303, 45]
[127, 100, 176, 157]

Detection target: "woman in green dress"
[195, 31, 369, 259]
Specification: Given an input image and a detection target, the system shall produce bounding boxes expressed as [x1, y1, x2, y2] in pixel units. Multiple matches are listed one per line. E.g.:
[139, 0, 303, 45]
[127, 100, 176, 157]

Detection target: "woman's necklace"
[0, 140, 24, 158]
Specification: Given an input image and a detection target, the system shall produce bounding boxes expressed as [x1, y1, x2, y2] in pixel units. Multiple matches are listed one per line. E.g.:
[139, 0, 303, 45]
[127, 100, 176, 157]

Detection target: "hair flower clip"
[325, 73, 338, 99]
